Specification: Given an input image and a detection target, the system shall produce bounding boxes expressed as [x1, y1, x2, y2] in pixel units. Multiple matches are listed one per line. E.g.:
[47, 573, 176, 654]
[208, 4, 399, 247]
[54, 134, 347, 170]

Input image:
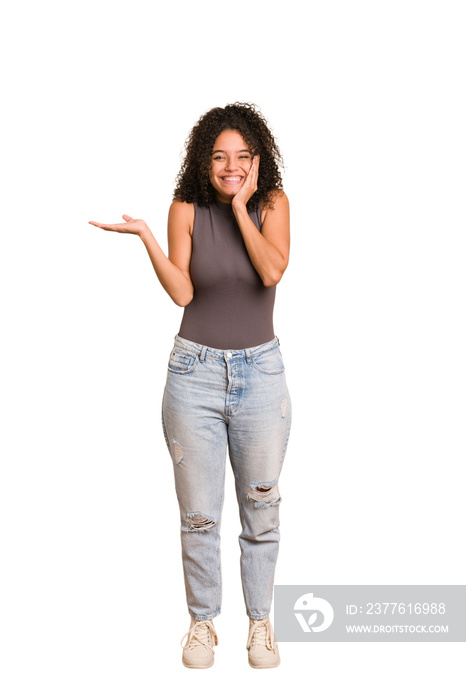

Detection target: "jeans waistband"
[174, 334, 280, 362]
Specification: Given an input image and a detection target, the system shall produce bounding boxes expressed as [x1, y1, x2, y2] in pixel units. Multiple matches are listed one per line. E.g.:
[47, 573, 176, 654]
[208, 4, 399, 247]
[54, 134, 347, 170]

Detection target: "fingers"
[88, 215, 133, 231]
[246, 156, 259, 189]
[88, 221, 126, 231]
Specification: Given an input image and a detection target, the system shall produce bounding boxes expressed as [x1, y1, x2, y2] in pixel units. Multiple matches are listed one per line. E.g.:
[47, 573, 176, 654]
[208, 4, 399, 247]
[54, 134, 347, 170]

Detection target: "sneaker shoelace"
[181, 620, 218, 652]
[247, 618, 276, 652]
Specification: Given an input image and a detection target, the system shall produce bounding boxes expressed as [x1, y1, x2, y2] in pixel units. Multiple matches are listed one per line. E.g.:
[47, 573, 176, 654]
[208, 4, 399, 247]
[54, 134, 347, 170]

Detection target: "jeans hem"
[189, 609, 221, 622]
[248, 612, 270, 621]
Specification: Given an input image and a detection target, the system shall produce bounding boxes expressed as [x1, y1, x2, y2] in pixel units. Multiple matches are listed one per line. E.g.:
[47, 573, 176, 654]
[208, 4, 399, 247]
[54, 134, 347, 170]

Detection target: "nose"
[224, 157, 238, 172]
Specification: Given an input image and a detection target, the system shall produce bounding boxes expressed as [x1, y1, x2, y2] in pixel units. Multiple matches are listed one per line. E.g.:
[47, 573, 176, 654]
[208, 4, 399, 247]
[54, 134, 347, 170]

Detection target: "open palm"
[88, 214, 147, 237]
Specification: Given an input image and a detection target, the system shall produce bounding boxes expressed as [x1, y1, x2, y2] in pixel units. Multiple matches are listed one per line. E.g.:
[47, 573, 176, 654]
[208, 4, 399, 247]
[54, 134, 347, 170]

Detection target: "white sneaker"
[181, 618, 218, 669]
[247, 617, 280, 668]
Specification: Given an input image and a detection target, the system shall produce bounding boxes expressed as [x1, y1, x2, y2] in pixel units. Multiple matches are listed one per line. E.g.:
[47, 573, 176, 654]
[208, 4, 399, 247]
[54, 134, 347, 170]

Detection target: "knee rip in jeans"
[247, 478, 281, 508]
[184, 511, 216, 532]
[281, 397, 288, 418]
[173, 439, 183, 465]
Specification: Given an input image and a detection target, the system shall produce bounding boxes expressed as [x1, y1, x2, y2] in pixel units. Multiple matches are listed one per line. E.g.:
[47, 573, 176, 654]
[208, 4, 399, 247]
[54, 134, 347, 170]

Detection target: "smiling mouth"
[221, 176, 243, 183]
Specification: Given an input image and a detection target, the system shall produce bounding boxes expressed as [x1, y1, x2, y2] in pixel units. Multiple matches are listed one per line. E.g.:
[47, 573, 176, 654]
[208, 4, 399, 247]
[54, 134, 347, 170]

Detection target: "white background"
[1, 0, 465, 697]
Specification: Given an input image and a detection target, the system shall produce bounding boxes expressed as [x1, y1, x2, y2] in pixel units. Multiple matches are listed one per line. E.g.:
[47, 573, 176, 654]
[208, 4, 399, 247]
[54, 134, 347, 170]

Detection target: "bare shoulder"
[168, 199, 195, 236]
[260, 189, 289, 225]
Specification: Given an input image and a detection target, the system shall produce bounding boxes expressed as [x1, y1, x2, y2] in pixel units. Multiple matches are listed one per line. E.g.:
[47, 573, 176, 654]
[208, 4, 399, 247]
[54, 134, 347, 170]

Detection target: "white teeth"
[223, 177, 241, 182]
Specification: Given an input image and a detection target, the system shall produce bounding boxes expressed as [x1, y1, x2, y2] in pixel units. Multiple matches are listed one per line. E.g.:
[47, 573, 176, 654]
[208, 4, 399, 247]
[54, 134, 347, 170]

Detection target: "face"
[209, 130, 253, 203]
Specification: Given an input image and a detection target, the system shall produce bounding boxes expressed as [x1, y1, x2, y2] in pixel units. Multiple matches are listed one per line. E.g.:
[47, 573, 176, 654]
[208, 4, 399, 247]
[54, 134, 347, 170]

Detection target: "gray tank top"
[178, 197, 276, 349]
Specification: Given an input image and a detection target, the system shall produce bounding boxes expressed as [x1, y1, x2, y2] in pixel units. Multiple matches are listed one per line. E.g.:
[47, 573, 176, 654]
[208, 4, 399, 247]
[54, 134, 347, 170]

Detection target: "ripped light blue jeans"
[161, 334, 292, 621]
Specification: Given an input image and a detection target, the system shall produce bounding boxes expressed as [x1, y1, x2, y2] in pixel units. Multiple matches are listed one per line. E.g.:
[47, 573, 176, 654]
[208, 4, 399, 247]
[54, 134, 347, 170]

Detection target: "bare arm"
[140, 201, 194, 306]
[230, 156, 290, 287]
[88, 203, 194, 307]
[232, 189, 290, 287]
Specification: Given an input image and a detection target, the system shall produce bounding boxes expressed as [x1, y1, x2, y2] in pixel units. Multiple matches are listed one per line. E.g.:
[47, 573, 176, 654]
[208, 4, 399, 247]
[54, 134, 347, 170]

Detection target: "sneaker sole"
[248, 658, 280, 669]
[182, 658, 214, 669]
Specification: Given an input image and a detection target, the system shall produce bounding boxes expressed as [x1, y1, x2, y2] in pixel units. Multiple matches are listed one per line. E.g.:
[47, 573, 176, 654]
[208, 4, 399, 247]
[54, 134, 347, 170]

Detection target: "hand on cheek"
[233, 156, 260, 209]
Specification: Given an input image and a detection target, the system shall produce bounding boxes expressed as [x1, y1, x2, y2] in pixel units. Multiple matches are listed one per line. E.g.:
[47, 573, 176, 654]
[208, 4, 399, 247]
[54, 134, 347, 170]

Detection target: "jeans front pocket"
[168, 346, 199, 374]
[251, 346, 285, 375]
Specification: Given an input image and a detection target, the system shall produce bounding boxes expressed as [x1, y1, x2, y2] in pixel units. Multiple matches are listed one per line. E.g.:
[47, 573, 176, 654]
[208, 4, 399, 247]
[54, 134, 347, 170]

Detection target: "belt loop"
[199, 345, 207, 363]
[245, 348, 252, 364]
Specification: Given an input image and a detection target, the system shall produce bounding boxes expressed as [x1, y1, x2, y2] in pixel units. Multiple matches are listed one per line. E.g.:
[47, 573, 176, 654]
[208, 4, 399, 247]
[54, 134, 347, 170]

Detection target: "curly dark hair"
[173, 102, 284, 211]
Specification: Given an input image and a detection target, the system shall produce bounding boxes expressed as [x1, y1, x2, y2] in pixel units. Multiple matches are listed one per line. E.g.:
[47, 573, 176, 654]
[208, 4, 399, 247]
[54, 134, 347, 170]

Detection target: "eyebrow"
[212, 148, 251, 154]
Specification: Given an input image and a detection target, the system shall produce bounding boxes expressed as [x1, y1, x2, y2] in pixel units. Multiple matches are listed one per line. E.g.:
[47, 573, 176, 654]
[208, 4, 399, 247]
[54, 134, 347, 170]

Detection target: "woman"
[89, 103, 291, 669]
